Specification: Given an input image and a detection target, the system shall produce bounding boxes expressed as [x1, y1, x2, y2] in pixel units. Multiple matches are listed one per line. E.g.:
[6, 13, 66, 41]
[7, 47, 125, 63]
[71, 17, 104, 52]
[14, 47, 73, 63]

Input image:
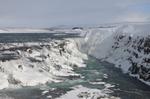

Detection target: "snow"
[56, 85, 120, 99]
[89, 81, 106, 85]
[0, 27, 82, 34]
[0, 39, 87, 89]
[0, 22, 149, 89]
[75, 23, 150, 85]
[0, 28, 51, 33]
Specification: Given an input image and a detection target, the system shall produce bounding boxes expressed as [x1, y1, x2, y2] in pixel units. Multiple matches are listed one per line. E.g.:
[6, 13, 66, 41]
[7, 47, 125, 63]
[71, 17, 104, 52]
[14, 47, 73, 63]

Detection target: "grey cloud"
[0, 0, 149, 27]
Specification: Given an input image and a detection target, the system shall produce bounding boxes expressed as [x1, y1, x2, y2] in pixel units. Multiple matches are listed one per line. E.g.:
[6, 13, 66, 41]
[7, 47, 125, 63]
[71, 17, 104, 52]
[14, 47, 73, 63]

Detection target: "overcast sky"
[0, 0, 150, 27]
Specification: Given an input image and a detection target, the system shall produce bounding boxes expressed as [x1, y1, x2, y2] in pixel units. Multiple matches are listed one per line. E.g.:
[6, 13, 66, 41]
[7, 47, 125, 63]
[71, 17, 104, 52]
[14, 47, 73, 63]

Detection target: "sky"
[0, 0, 150, 27]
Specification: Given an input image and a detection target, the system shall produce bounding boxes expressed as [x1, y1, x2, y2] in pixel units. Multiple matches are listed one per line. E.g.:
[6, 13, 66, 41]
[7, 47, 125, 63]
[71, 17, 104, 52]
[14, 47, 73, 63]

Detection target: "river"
[0, 56, 150, 99]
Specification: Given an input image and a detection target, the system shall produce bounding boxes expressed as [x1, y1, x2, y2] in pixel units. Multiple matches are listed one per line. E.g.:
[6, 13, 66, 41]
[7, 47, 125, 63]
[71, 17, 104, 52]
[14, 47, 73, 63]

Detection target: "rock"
[18, 65, 23, 70]
[7, 74, 21, 85]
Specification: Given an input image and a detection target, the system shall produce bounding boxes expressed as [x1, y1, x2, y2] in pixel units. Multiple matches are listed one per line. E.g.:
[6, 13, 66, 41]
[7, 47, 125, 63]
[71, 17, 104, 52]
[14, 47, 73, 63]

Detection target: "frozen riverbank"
[75, 23, 150, 85]
[0, 39, 87, 89]
[0, 56, 150, 99]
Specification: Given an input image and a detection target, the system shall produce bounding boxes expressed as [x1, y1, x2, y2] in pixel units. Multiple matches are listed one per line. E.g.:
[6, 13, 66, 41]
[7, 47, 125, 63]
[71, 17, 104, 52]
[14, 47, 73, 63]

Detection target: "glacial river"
[0, 33, 149, 99]
[0, 56, 150, 99]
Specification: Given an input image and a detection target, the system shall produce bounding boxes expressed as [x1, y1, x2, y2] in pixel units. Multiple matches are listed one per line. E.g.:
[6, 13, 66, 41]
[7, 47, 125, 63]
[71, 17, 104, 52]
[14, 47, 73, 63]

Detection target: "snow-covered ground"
[0, 27, 80, 34]
[0, 28, 51, 33]
[0, 39, 87, 89]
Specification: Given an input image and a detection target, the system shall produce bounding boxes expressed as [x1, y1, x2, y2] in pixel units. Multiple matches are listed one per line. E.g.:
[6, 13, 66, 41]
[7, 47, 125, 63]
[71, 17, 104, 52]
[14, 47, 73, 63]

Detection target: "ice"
[56, 85, 120, 99]
[0, 39, 87, 89]
[76, 23, 150, 85]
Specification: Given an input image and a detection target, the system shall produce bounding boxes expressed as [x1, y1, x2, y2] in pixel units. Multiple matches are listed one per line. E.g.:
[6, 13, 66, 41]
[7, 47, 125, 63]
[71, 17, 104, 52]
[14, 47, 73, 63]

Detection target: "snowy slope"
[76, 23, 150, 85]
[0, 39, 87, 89]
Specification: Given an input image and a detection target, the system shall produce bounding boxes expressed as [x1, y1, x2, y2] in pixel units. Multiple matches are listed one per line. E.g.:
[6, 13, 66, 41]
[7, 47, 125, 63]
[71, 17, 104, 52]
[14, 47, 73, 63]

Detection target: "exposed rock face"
[76, 23, 150, 85]
[112, 34, 150, 82]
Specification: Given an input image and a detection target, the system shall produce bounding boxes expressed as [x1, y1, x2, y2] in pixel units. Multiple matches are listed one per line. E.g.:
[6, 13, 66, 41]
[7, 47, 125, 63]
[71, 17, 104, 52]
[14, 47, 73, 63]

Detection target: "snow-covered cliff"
[0, 39, 87, 89]
[77, 23, 150, 85]
[0, 23, 149, 89]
